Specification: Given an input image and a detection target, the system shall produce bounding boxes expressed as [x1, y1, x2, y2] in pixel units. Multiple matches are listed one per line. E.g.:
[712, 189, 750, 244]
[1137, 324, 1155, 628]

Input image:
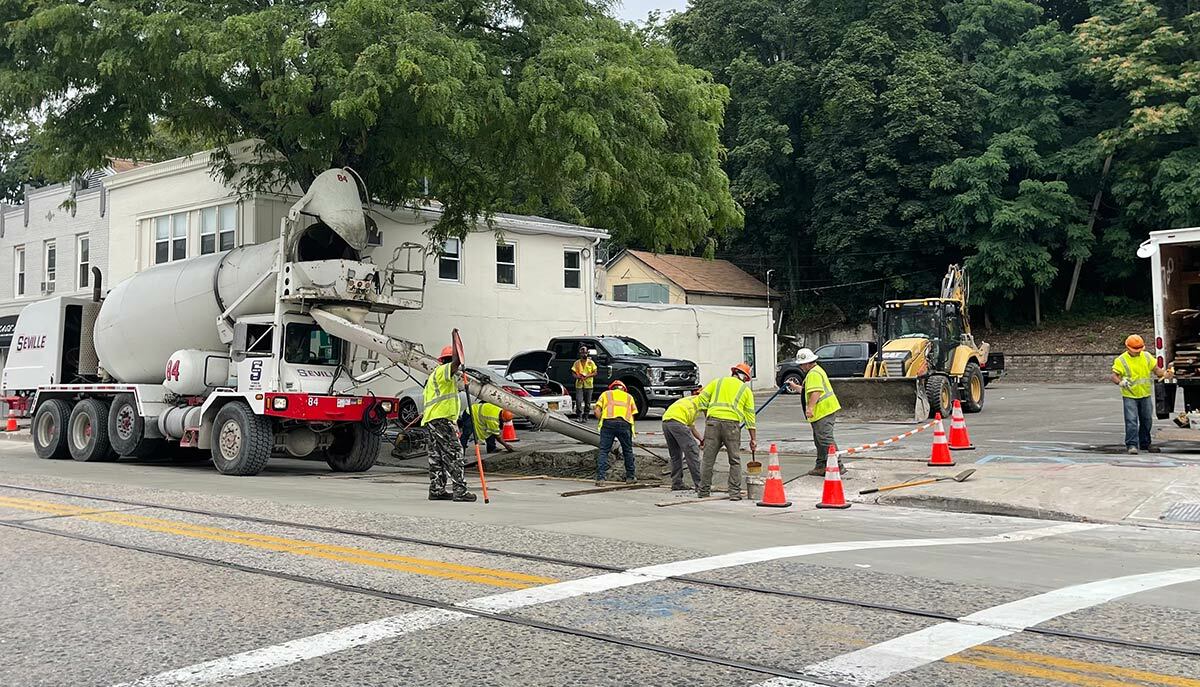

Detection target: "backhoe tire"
[108, 393, 163, 458]
[926, 375, 955, 419]
[32, 399, 72, 460]
[68, 398, 116, 462]
[211, 402, 273, 476]
[961, 362, 985, 413]
[324, 424, 381, 472]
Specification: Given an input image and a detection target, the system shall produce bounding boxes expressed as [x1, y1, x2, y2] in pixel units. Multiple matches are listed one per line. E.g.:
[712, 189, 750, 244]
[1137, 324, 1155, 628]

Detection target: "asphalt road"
[2, 413, 1200, 687]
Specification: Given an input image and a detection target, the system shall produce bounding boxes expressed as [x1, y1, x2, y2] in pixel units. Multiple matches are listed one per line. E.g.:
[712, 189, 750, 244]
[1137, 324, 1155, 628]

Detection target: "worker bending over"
[421, 345, 476, 502]
[1110, 335, 1167, 455]
[786, 348, 844, 476]
[572, 345, 597, 421]
[697, 363, 757, 500]
[593, 380, 638, 486]
[460, 402, 517, 454]
[662, 391, 704, 491]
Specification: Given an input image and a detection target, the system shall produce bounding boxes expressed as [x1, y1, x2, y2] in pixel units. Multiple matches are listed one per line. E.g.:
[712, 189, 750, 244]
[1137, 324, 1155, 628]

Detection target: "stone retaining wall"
[1002, 353, 1117, 383]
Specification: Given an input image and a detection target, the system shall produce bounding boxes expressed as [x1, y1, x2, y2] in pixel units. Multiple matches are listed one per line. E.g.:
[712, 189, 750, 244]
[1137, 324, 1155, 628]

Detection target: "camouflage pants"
[427, 418, 466, 495]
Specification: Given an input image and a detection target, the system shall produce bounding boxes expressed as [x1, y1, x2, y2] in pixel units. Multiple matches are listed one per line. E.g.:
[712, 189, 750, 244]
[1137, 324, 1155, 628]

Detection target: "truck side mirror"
[230, 322, 248, 363]
[868, 306, 879, 322]
[654, 348, 661, 356]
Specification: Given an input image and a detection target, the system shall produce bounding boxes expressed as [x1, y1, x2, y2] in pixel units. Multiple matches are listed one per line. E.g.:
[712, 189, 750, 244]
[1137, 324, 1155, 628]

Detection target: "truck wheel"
[32, 399, 72, 460]
[925, 375, 955, 418]
[961, 362, 985, 413]
[324, 424, 381, 472]
[68, 399, 116, 462]
[782, 372, 803, 389]
[108, 393, 163, 458]
[211, 402, 272, 476]
[627, 384, 649, 420]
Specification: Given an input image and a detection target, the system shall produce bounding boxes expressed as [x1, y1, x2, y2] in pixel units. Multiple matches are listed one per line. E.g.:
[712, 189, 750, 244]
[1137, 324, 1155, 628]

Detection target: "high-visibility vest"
[1113, 351, 1155, 399]
[471, 402, 502, 439]
[803, 364, 841, 423]
[572, 358, 597, 389]
[662, 396, 701, 426]
[421, 362, 461, 425]
[698, 376, 755, 429]
[595, 389, 636, 432]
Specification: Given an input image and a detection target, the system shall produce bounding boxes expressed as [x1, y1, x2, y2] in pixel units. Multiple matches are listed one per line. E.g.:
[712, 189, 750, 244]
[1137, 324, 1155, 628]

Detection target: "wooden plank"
[560, 483, 660, 497]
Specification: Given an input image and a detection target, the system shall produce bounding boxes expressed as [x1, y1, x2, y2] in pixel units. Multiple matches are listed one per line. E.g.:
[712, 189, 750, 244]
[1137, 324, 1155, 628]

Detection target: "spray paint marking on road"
[111, 522, 1102, 686]
[752, 566, 1200, 687]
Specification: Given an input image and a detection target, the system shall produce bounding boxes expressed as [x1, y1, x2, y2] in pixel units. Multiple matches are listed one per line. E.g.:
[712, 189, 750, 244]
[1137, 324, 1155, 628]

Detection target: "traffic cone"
[816, 445, 850, 509]
[928, 412, 955, 466]
[500, 418, 519, 442]
[948, 400, 974, 450]
[4, 407, 17, 432]
[757, 443, 791, 508]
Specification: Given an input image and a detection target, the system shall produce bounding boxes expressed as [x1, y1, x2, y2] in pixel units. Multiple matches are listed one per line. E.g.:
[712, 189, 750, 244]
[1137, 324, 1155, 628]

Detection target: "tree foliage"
[0, 0, 740, 248]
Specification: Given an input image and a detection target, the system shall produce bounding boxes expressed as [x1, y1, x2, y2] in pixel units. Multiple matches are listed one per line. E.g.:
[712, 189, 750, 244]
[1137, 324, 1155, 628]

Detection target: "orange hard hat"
[439, 345, 454, 361]
[731, 362, 752, 379]
[1125, 335, 1145, 351]
[499, 410, 514, 422]
[608, 380, 627, 391]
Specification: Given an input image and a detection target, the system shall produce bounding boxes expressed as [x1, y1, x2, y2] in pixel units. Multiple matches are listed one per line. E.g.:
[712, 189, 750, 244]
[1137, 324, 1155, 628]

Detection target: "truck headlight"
[271, 397, 289, 411]
[649, 368, 664, 384]
[380, 400, 394, 413]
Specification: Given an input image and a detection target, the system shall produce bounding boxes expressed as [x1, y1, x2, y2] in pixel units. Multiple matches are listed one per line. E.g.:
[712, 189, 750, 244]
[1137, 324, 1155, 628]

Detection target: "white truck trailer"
[1137, 227, 1200, 419]
[2, 168, 602, 476]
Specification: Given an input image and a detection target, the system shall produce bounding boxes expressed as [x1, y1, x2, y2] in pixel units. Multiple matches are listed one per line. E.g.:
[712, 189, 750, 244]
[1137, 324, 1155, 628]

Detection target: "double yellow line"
[0, 495, 557, 589]
[946, 646, 1200, 687]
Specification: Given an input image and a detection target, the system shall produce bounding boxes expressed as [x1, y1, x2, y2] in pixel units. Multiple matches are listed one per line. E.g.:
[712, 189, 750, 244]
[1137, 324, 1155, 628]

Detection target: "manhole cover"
[1162, 502, 1200, 523]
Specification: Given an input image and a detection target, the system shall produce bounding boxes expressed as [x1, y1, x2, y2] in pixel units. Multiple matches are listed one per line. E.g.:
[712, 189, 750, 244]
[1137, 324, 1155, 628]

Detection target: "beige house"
[605, 249, 780, 308]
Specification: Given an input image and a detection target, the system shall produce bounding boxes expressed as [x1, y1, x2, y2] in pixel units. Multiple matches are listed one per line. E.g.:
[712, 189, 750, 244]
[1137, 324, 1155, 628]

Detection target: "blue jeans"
[597, 419, 635, 480]
[1122, 396, 1153, 449]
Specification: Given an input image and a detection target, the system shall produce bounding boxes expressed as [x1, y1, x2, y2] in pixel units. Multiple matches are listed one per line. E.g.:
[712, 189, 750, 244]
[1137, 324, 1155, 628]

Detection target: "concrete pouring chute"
[310, 307, 603, 448]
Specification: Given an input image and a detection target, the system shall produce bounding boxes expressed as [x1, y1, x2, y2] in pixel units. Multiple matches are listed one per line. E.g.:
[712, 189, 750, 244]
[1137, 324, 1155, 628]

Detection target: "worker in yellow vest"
[786, 348, 844, 476]
[787, 345, 844, 475]
[696, 363, 757, 500]
[662, 390, 703, 491]
[422, 344, 475, 502]
[571, 345, 598, 421]
[460, 402, 517, 455]
[593, 380, 638, 486]
[1110, 334, 1167, 455]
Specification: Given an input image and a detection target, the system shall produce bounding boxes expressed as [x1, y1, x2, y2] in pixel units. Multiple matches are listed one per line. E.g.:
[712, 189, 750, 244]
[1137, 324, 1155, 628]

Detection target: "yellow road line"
[967, 646, 1200, 687]
[0, 496, 557, 589]
[946, 655, 1145, 687]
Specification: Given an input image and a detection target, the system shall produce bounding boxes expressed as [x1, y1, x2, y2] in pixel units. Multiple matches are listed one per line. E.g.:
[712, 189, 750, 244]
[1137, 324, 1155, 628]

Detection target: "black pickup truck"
[546, 335, 701, 418]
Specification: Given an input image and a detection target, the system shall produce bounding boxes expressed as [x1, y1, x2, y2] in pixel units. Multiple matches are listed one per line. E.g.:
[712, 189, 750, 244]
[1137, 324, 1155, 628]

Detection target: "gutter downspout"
[587, 237, 601, 335]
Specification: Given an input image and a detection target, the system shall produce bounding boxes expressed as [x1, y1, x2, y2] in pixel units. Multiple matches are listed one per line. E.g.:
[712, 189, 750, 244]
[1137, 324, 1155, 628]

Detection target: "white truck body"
[1137, 226, 1200, 417]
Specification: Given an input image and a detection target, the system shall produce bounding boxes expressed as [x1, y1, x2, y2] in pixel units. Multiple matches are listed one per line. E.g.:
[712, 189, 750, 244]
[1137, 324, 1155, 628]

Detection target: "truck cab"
[1138, 227, 1200, 418]
[546, 335, 700, 418]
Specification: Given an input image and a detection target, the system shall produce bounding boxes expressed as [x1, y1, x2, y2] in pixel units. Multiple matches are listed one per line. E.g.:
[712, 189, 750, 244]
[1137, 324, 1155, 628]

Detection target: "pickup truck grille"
[663, 368, 699, 385]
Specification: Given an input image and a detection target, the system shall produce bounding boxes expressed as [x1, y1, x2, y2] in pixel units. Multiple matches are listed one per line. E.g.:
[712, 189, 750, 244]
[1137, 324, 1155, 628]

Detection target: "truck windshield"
[284, 324, 343, 366]
[600, 337, 656, 356]
[884, 306, 937, 340]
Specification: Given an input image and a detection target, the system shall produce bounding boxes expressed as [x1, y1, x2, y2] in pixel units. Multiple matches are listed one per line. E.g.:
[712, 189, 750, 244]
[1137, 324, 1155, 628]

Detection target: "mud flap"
[1155, 382, 1176, 420]
[832, 377, 930, 422]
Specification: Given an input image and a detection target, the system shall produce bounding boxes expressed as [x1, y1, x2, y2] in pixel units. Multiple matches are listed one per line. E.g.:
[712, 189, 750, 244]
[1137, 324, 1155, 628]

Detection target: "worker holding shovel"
[785, 348, 846, 476]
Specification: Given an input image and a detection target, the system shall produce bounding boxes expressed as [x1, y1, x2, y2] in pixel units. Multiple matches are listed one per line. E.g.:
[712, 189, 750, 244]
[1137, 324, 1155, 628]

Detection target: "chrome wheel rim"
[218, 419, 242, 461]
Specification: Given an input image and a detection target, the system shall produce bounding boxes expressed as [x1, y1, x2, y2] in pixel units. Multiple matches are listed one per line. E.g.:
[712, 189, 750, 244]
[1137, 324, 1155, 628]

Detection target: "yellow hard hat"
[1125, 335, 1145, 351]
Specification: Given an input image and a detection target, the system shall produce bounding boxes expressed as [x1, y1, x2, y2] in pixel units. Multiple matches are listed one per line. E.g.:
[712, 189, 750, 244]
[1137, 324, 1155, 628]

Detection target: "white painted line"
[112, 522, 1103, 686]
[754, 565, 1200, 687]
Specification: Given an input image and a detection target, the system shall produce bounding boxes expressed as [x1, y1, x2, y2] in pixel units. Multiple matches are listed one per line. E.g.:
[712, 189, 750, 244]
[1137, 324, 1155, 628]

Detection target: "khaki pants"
[700, 418, 742, 497]
[812, 413, 843, 470]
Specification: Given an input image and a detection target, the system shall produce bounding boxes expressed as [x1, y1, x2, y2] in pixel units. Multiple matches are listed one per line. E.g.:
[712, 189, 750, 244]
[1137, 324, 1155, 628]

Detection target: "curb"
[0, 431, 30, 443]
[876, 493, 1094, 524]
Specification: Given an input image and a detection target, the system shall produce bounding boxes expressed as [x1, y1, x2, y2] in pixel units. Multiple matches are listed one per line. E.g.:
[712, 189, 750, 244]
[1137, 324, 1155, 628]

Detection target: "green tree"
[0, 0, 739, 247]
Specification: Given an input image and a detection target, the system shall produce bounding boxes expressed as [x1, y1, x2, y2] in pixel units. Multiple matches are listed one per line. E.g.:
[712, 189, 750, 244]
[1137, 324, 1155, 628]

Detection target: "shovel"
[858, 468, 976, 495]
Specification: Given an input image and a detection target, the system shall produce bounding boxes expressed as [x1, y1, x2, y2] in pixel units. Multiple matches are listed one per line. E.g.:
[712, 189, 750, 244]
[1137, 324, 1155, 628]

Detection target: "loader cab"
[878, 299, 965, 371]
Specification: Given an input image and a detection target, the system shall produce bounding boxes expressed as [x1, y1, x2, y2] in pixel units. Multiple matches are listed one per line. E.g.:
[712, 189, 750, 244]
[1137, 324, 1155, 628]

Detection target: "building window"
[614, 282, 669, 303]
[200, 204, 237, 255]
[155, 212, 188, 264]
[438, 238, 461, 282]
[14, 246, 25, 297]
[564, 249, 582, 289]
[496, 241, 516, 285]
[742, 336, 757, 378]
[43, 240, 56, 291]
[77, 235, 90, 289]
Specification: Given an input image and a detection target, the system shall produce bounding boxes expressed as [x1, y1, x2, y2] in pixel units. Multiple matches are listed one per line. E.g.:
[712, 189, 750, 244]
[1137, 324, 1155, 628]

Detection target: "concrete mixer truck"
[3, 168, 603, 476]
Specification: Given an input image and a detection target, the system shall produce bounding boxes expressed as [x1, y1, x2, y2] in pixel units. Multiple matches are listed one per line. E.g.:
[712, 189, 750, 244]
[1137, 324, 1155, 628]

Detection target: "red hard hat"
[500, 410, 514, 422]
[608, 380, 627, 391]
[439, 345, 454, 361]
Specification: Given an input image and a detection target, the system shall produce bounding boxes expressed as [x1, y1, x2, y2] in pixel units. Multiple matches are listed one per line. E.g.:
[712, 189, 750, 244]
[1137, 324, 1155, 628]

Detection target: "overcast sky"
[612, 0, 688, 23]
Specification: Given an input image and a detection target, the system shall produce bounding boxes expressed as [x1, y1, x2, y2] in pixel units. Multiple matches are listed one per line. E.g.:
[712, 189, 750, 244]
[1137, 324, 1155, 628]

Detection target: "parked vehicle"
[398, 356, 573, 427]
[544, 335, 700, 418]
[1138, 228, 1200, 418]
[776, 341, 877, 386]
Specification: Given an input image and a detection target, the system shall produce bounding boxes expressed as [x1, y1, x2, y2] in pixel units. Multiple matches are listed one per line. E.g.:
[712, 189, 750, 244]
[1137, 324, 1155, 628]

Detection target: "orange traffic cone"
[948, 400, 974, 451]
[756, 443, 791, 508]
[816, 445, 850, 509]
[500, 418, 519, 442]
[4, 407, 17, 432]
[928, 412, 955, 466]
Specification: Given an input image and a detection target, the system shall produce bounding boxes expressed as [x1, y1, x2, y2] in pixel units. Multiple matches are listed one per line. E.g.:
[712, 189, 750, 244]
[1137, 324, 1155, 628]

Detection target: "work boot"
[697, 490, 710, 498]
[1145, 446, 1162, 454]
[807, 466, 824, 476]
[595, 480, 604, 487]
[671, 484, 689, 491]
[1126, 446, 1139, 455]
[625, 476, 637, 485]
[428, 491, 453, 501]
[728, 493, 743, 501]
[452, 491, 478, 502]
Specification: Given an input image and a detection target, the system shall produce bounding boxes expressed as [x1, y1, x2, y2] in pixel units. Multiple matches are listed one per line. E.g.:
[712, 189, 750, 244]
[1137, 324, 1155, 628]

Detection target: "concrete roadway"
[2, 417, 1200, 687]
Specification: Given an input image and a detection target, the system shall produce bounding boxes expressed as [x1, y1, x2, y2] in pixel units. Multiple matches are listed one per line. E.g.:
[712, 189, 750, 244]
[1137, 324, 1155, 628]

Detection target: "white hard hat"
[795, 348, 818, 365]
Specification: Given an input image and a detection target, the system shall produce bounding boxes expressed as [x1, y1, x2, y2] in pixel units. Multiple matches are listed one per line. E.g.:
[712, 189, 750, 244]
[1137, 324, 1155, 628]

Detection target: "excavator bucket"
[831, 377, 930, 422]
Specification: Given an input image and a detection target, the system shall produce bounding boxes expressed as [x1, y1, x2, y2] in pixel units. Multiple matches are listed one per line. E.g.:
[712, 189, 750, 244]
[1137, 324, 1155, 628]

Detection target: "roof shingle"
[623, 250, 780, 299]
